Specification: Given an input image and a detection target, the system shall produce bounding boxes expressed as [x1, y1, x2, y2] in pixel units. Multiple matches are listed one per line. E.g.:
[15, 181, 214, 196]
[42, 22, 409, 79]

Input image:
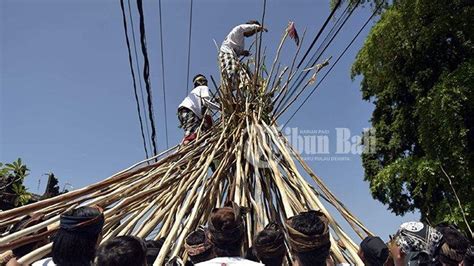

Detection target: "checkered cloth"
[178, 107, 201, 136]
[219, 51, 251, 90]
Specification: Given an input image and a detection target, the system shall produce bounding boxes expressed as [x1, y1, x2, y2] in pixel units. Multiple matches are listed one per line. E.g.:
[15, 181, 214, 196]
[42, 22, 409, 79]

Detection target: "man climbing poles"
[178, 74, 216, 145]
[219, 20, 268, 88]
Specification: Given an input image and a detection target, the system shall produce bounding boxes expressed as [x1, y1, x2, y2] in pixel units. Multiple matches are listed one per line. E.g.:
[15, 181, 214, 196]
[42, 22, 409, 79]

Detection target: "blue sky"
[1, 0, 418, 241]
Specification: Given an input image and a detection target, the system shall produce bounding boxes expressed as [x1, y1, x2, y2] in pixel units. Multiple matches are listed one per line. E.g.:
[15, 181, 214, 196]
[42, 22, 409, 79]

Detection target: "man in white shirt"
[178, 74, 214, 144]
[219, 21, 267, 88]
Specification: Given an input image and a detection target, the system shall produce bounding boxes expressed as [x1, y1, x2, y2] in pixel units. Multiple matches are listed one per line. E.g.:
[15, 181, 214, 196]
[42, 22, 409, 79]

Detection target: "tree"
[41, 173, 61, 199]
[352, 0, 473, 235]
[0, 158, 31, 209]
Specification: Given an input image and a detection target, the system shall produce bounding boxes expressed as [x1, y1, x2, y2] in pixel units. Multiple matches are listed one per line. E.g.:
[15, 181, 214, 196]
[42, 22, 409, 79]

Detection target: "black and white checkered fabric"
[219, 51, 251, 90]
[177, 107, 201, 136]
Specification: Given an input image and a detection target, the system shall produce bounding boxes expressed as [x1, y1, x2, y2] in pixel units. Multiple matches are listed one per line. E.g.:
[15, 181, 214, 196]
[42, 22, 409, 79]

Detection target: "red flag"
[287, 21, 300, 46]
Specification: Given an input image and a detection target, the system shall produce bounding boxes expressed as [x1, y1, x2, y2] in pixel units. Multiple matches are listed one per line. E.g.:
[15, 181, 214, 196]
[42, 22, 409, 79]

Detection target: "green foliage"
[330, 0, 388, 13]
[0, 158, 31, 208]
[352, 0, 474, 232]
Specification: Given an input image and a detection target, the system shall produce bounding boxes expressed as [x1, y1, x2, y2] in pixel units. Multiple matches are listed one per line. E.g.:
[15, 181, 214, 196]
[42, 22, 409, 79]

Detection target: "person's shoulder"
[31, 257, 55, 266]
[196, 257, 263, 265]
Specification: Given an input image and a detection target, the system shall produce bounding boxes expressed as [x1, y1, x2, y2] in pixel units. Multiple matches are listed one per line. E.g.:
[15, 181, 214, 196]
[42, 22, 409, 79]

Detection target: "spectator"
[185, 228, 214, 264]
[145, 238, 165, 266]
[463, 245, 473, 266]
[389, 221, 442, 266]
[286, 210, 331, 266]
[1, 213, 49, 265]
[95, 235, 147, 266]
[436, 224, 470, 266]
[197, 202, 262, 265]
[32, 206, 104, 266]
[253, 222, 286, 266]
[358, 236, 389, 266]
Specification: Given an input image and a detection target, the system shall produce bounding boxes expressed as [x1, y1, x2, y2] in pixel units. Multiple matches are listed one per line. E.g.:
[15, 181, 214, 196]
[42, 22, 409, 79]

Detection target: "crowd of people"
[1, 202, 472, 266]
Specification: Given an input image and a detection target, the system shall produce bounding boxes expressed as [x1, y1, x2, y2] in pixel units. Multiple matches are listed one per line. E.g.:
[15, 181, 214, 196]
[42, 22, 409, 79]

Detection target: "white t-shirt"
[32, 257, 56, 266]
[220, 24, 260, 56]
[178, 85, 210, 119]
[196, 257, 264, 266]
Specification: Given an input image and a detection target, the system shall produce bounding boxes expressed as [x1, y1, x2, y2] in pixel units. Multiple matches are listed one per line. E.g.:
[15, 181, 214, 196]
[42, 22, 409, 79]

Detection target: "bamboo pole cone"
[0, 27, 371, 265]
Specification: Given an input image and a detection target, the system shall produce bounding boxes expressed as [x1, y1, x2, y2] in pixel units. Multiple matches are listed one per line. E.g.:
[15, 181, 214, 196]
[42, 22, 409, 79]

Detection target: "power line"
[273, 0, 348, 113]
[158, 0, 169, 149]
[283, 3, 382, 127]
[119, 0, 149, 159]
[296, 0, 342, 69]
[276, 0, 359, 112]
[185, 0, 194, 95]
[127, 0, 152, 156]
[137, 0, 159, 156]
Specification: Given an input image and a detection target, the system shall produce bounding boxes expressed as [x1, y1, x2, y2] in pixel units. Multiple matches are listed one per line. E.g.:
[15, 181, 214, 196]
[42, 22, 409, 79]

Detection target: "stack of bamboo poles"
[0, 27, 373, 265]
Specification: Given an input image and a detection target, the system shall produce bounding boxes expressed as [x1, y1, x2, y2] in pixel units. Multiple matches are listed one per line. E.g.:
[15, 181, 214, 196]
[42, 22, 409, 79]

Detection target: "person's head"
[286, 210, 331, 266]
[208, 202, 247, 257]
[145, 238, 164, 266]
[391, 221, 443, 266]
[193, 74, 208, 87]
[95, 236, 147, 266]
[10, 213, 48, 258]
[359, 236, 389, 266]
[253, 222, 286, 266]
[436, 225, 470, 266]
[185, 228, 214, 264]
[52, 206, 104, 266]
[244, 20, 261, 37]
[463, 246, 474, 266]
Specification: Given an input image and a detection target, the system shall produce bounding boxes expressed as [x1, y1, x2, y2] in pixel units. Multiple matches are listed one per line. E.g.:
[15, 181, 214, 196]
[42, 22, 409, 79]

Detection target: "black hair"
[192, 74, 207, 87]
[244, 246, 259, 262]
[52, 207, 102, 266]
[464, 246, 474, 266]
[95, 236, 147, 266]
[254, 226, 286, 266]
[185, 230, 214, 264]
[246, 20, 261, 26]
[436, 226, 470, 266]
[145, 239, 164, 266]
[291, 211, 330, 266]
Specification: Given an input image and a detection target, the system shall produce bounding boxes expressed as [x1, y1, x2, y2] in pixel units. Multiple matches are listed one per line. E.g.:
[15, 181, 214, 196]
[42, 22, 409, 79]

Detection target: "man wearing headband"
[178, 74, 217, 145]
[358, 236, 389, 266]
[389, 221, 442, 266]
[219, 21, 267, 89]
[185, 227, 215, 264]
[286, 210, 332, 266]
[435, 224, 470, 266]
[196, 202, 263, 265]
[32, 206, 104, 266]
[253, 222, 287, 266]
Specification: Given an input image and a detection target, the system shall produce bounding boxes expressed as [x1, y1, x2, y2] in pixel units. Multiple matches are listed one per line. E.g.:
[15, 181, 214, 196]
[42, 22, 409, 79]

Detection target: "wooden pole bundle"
[0, 26, 371, 265]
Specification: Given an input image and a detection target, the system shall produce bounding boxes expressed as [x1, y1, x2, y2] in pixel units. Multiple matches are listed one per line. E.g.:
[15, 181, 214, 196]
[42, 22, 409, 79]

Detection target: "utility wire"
[296, 0, 342, 69]
[119, 0, 149, 159]
[283, 3, 382, 127]
[158, 0, 169, 149]
[126, 0, 152, 156]
[277, 0, 360, 112]
[185, 0, 194, 95]
[273, 0, 349, 114]
[137, 0, 159, 156]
